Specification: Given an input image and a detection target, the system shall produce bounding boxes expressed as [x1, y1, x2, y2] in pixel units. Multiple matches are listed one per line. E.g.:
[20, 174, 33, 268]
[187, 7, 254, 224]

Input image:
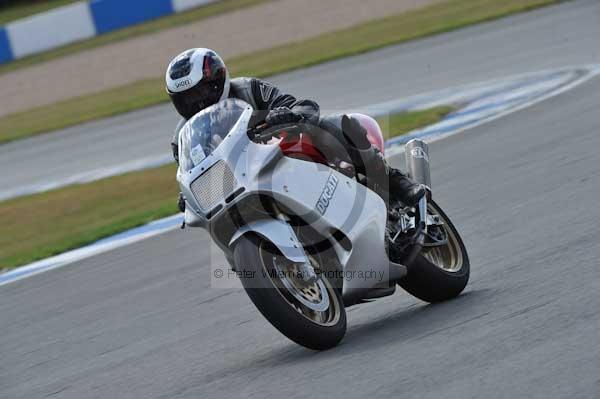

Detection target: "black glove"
[265, 107, 303, 126]
[177, 192, 186, 213]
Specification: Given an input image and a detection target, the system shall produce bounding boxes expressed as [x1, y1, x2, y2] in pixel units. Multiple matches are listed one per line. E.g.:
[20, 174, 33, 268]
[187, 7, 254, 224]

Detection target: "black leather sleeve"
[171, 118, 187, 165]
[251, 78, 320, 124]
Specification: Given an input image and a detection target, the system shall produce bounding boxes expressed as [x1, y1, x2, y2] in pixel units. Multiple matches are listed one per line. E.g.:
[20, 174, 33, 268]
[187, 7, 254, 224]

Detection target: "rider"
[166, 48, 425, 211]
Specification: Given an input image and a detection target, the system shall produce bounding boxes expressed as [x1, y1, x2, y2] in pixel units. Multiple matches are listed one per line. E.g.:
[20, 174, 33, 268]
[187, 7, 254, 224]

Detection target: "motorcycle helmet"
[166, 48, 230, 119]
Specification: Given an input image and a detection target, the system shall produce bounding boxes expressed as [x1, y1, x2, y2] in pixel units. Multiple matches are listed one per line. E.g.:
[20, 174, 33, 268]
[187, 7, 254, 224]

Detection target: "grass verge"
[0, 0, 79, 26]
[0, 0, 558, 144]
[0, 107, 452, 270]
[0, 163, 179, 270]
[377, 106, 455, 140]
[0, 79, 162, 143]
[0, 0, 557, 144]
[0, 0, 270, 75]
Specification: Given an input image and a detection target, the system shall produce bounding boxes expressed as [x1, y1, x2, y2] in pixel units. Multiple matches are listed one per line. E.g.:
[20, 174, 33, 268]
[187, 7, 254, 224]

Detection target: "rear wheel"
[398, 200, 469, 303]
[234, 234, 346, 350]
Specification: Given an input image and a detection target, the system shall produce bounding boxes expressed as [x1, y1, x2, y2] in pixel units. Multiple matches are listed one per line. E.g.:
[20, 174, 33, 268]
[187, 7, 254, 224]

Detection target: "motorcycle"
[177, 98, 469, 350]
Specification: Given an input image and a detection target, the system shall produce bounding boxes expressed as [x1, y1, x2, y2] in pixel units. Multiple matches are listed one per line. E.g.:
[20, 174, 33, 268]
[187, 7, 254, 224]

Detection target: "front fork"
[271, 203, 318, 283]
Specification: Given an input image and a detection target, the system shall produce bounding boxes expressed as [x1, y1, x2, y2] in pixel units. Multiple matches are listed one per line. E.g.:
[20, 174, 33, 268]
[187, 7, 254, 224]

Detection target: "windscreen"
[178, 98, 249, 172]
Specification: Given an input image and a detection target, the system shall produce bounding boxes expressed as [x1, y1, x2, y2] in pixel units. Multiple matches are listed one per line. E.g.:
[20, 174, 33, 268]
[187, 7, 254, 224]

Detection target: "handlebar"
[248, 123, 307, 142]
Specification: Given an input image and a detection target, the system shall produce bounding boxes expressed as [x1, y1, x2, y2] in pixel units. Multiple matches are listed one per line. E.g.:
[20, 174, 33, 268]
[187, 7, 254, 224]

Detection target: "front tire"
[234, 233, 346, 350]
[398, 200, 470, 303]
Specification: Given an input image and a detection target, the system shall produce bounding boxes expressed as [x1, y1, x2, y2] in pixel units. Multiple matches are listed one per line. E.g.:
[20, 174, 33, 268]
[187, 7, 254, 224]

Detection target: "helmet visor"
[169, 76, 225, 119]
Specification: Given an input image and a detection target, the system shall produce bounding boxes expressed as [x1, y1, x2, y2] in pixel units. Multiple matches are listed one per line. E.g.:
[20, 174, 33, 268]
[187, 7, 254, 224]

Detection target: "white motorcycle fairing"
[177, 99, 406, 302]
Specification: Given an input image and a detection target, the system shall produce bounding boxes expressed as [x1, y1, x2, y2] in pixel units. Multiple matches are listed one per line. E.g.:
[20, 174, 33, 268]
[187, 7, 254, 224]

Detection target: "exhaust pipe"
[404, 140, 430, 269]
[405, 139, 431, 189]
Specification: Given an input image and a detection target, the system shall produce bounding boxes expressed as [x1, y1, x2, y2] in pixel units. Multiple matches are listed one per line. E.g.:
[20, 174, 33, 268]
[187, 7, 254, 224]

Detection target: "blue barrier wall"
[0, 27, 13, 63]
[0, 0, 219, 64]
[91, 0, 174, 34]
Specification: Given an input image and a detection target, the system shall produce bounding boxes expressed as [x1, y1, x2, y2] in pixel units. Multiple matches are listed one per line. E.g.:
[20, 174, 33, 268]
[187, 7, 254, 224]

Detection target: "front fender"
[229, 219, 308, 264]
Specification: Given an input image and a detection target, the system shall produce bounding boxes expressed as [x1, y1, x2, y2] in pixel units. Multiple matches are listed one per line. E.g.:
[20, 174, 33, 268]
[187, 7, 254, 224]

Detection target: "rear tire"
[398, 200, 470, 303]
[234, 234, 346, 350]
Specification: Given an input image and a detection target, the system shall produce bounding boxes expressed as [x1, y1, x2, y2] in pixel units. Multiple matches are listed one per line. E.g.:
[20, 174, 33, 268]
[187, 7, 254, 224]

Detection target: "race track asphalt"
[2, 1, 600, 398]
[1, 0, 600, 199]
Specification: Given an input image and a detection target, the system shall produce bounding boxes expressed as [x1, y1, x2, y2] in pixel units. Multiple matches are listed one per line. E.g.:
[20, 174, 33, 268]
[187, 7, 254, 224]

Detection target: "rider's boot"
[341, 115, 425, 206]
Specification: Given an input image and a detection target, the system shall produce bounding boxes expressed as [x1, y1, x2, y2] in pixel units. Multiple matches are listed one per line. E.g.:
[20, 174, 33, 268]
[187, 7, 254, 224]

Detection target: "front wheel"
[234, 233, 346, 350]
[398, 200, 470, 303]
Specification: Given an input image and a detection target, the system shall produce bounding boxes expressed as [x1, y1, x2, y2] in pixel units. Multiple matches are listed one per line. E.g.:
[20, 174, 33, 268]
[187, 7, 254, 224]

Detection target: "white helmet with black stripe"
[166, 48, 230, 119]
